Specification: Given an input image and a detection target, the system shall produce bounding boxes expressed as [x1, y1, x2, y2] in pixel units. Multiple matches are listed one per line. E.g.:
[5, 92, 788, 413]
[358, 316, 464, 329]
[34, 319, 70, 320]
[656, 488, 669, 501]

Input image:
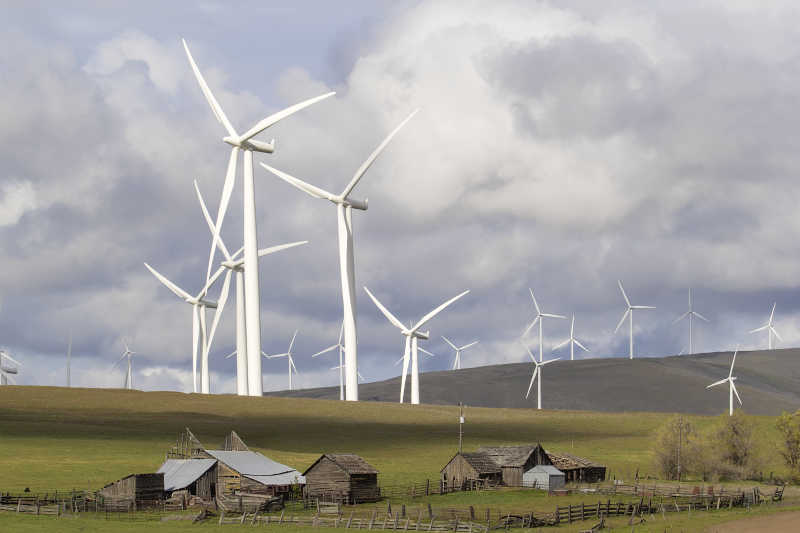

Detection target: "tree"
[714, 410, 759, 479]
[654, 415, 694, 480]
[776, 410, 800, 479]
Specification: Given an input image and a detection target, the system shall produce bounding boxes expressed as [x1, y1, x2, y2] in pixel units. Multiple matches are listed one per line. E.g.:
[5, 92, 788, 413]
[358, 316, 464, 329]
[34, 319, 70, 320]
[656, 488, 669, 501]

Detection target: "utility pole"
[677, 416, 683, 483]
[458, 402, 464, 453]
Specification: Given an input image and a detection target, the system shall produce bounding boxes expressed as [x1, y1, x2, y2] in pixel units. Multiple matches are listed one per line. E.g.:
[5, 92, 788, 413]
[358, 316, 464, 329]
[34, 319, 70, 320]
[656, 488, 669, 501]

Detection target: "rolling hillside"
[268, 349, 800, 416]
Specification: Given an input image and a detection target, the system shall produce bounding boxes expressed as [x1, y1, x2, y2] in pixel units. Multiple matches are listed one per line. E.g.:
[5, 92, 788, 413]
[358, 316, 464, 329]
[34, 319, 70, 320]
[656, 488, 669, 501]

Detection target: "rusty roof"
[546, 451, 604, 470]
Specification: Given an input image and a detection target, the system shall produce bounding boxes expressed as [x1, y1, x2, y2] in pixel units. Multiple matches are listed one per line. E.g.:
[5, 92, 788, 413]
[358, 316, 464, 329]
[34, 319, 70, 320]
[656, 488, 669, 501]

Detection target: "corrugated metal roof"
[158, 459, 216, 491]
[525, 465, 564, 476]
[205, 450, 304, 485]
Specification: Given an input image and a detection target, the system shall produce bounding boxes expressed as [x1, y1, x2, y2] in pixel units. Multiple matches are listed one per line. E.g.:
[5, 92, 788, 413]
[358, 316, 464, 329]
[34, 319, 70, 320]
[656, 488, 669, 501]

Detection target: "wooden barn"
[476, 444, 551, 486]
[440, 452, 502, 490]
[546, 452, 607, 483]
[100, 473, 164, 506]
[303, 454, 380, 504]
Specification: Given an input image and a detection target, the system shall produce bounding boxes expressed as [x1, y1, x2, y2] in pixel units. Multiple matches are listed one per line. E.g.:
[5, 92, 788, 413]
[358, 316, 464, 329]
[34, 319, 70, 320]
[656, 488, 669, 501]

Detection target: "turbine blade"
[552, 339, 570, 350]
[206, 270, 231, 351]
[570, 314, 575, 336]
[749, 325, 769, 333]
[363, 287, 406, 331]
[399, 337, 410, 402]
[631, 305, 656, 309]
[529, 288, 541, 314]
[525, 367, 538, 399]
[731, 381, 743, 405]
[441, 336, 458, 350]
[338, 322, 344, 345]
[412, 290, 470, 333]
[144, 263, 192, 301]
[181, 39, 237, 138]
[394, 355, 404, 366]
[312, 345, 338, 358]
[541, 313, 567, 319]
[257, 240, 309, 257]
[289, 354, 298, 374]
[574, 339, 590, 352]
[198, 265, 226, 298]
[521, 316, 539, 337]
[541, 357, 560, 365]
[618, 280, 630, 307]
[288, 330, 298, 353]
[239, 92, 336, 143]
[206, 147, 239, 275]
[771, 326, 783, 341]
[614, 310, 630, 334]
[769, 302, 776, 324]
[461, 341, 479, 350]
[3, 354, 22, 367]
[260, 163, 335, 201]
[225, 350, 237, 359]
[341, 109, 419, 199]
[693, 312, 709, 322]
[419, 347, 436, 357]
[730, 348, 738, 376]
[673, 311, 690, 324]
[706, 378, 728, 389]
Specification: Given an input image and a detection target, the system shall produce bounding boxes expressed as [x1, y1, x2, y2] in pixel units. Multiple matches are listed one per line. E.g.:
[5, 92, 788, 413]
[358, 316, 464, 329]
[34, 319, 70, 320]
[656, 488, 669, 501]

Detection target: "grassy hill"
[0, 386, 789, 494]
[269, 349, 800, 415]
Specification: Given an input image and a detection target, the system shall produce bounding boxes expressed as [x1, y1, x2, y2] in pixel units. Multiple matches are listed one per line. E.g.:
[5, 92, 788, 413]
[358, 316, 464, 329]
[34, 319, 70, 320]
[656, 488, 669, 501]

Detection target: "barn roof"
[477, 445, 539, 468]
[304, 454, 378, 475]
[158, 459, 216, 491]
[546, 451, 604, 470]
[206, 450, 305, 485]
[460, 453, 501, 474]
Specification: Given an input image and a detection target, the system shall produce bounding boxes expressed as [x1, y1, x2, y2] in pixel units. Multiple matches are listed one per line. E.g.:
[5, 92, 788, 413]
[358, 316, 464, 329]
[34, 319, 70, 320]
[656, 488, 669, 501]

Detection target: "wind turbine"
[112, 341, 136, 390]
[195, 180, 308, 396]
[144, 263, 217, 393]
[522, 288, 565, 405]
[673, 289, 708, 355]
[441, 337, 478, 370]
[614, 280, 655, 359]
[749, 302, 781, 350]
[66, 330, 72, 387]
[553, 314, 589, 361]
[261, 109, 419, 401]
[312, 323, 345, 400]
[706, 347, 742, 416]
[364, 286, 469, 405]
[521, 342, 560, 409]
[0, 350, 21, 385]
[264, 330, 299, 391]
[183, 39, 334, 397]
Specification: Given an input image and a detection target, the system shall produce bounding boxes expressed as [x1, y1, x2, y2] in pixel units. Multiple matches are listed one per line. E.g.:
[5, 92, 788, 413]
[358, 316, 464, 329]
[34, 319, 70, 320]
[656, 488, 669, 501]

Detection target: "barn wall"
[441, 455, 480, 488]
[501, 466, 523, 487]
[216, 461, 241, 496]
[133, 474, 165, 501]
[305, 457, 351, 501]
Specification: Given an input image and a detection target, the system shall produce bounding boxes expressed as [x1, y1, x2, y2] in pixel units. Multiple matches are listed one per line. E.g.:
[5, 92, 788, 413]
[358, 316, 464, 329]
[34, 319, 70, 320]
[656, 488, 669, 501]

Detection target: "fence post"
[428, 503, 432, 520]
[426, 480, 430, 496]
[469, 506, 475, 521]
[402, 504, 406, 518]
[567, 505, 571, 523]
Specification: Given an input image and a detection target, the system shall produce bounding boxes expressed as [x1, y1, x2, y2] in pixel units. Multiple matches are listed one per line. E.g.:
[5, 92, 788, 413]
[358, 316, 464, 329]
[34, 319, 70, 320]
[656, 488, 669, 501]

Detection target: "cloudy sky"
[3, 0, 800, 394]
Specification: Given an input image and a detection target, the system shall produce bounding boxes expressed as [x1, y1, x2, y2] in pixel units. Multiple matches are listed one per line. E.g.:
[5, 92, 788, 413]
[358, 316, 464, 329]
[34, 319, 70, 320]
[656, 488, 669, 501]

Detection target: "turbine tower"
[521, 342, 559, 410]
[195, 181, 307, 396]
[112, 341, 136, 390]
[262, 110, 418, 401]
[673, 288, 708, 355]
[364, 286, 469, 405]
[553, 314, 589, 361]
[706, 347, 742, 416]
[614, 280, 655, 359]
[0, 350, 21, 385]
[522, 288, 565, 404]
[312, 322, 345, 400]
[264, 330, 299, 391]
[144, 263, 217, 393]
[749, 302, 781, 350]
[441, 336, 478, 370]
[183, 39, 334, 397]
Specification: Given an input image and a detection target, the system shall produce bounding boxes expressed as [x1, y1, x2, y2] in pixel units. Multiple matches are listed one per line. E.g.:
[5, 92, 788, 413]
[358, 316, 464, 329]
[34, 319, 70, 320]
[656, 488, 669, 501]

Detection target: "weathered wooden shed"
[522, 465, 565, 491]
[303, 454, 380, 504]
[100, 473, 164, 505]
[440, 452, 502, 489]
[157, 458, 217, 498]
[546, 452, 606, 483]
[476, 444, 551, 486]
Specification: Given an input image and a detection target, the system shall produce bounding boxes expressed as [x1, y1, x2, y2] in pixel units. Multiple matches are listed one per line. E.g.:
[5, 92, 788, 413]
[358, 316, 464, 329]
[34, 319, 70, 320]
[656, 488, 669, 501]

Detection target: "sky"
[2, 0, 800, 395]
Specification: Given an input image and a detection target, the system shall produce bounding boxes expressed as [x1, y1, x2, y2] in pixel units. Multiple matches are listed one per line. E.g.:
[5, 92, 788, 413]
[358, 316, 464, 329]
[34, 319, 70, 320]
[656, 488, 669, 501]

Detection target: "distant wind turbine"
[521, 342, 559, 409]
[553, 314, 589, 361]
[614, 280, 655, 359]
[364, 286, 469, 405]
[522, 289, 565, 405]
[673, 289, 708, 355]
[264, 330, 299, 391]
[441, 337, 478, 370]
[312, 323, 345, 400]
[112, 341, 136, 390]
[262, 109, 418, 401]
[0, 350, 21, 385]
[749, 302, 781, 350]
[706, 347, 742, 416]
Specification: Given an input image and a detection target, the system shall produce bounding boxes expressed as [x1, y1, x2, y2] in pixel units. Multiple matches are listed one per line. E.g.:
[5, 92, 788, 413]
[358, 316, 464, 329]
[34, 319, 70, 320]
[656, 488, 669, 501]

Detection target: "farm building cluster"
[99, 430, 605, 510]
[440, 444, 605, 491]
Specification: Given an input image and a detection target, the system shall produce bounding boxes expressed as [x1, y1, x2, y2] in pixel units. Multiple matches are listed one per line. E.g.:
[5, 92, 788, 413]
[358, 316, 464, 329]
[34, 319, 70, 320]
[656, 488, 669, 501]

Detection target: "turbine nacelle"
[402, 329, 430, 340]
[223, 136, 275, 153]
[341, 196, 368, 211]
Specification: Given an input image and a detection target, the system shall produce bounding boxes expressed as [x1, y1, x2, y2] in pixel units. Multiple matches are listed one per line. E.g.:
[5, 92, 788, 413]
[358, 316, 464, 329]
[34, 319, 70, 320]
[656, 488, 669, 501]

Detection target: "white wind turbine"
[614, 280, 656, 359]
[522, 289, 565, 405]
[195, 180, 308, 396]
[749, 302, 781, 350]
[0, 350, 21, 385]
[144, 263, 217, 393]
[264, 330, 299, 391]
[364, 286, 469, 405]
[261, 110, 418, 401]
[553, 314, 589, 361]
[112, 341, 136, 390]
[312, 323, 345, 401]
[183, 39, 334, 397]
[521, 343, 560, 410]
[673, 289, 709, 355]
[706, 347, 742, 416]
[441, 336, 478, 370]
